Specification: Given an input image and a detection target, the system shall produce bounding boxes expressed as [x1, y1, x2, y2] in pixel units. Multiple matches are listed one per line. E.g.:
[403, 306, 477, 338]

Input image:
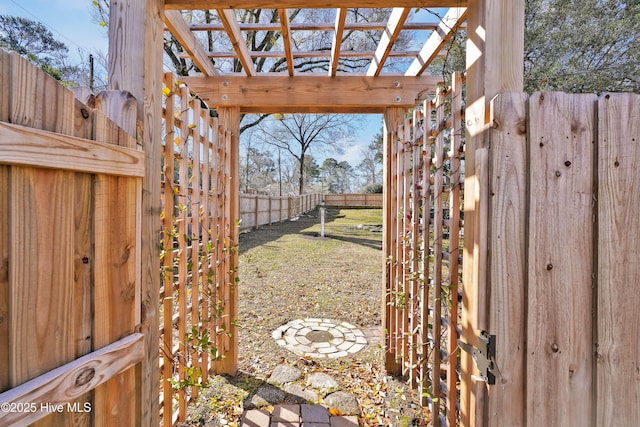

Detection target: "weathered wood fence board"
[324, 193, 382, 207]
[596, 93, 640, 425]
[526, 92, 596, 425]
[0, 49, 144, 426]
[486, 92, 528, 426]
[475, 91, 640, 427]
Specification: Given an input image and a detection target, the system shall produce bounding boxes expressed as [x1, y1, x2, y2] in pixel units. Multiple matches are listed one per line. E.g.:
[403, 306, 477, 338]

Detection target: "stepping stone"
[242, 409, 270, 427]
[272, 404, 300, 423]
[300, 405, 330, 424]
[283, 384, 319, 404]
[245, 385, 286, 408]
[307, 373, 338, 392]
[269, 365, 302, 385]
[324, 392, 360, 416]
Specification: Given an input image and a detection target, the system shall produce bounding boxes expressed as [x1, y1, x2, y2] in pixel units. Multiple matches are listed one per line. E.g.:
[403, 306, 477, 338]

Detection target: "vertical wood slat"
[209, 115, 220, 376]
[71, 91, 96, 427]
[419, 98, 432, 407]
[596, 93, 640, 426]
[92, 100, 139, 427]
[487, 92, 528, 427]
[409, 108, 421, 388]
[0, 49, 10, 395]
[432, 88, 444, 426]
[526, 92, 596, 426]
[446, 71, 463, 427]
[395, 122, 404, 363]
[401, 118, 411, 375]
[473, 147, 490, 425]
[190, 100, 202, 400]
[0, 163, 8, 394]
[176, 84, 190, 423]
[161, 73, 176, 427]
[199, 108, 212, 385]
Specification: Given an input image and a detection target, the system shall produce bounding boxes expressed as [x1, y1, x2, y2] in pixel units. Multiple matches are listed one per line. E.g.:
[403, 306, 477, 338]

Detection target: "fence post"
[268, 196, 272, 226]
[254, 194, 259, 230]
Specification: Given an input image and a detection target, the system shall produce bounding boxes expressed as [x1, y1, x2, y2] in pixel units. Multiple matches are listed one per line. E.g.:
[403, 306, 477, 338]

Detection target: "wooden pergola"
[107, 0, 524, 425]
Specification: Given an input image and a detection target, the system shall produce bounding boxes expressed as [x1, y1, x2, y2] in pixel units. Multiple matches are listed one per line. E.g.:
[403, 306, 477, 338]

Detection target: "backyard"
[187, 208, 427, 426]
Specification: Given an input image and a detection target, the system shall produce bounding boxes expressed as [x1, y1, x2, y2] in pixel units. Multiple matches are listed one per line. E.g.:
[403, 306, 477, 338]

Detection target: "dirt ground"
[186, 208, 427, 426]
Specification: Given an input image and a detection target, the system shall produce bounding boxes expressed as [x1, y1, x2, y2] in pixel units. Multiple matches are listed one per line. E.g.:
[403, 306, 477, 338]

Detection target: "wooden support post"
[217, 107, 240, 376]
[107, 0, 164, 425]
[383, 107, 405, 375]
[461, 1, 524, 426]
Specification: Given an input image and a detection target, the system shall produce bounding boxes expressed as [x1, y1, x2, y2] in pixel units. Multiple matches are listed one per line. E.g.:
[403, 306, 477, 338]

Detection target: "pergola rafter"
[366, 7, 411, 76]
[329, 8, 348, 76]
[163, 4, 471, 108]
[405, 6, 467, 76]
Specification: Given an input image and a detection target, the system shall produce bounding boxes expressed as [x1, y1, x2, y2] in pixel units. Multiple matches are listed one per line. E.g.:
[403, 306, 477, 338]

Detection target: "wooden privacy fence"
[469, 91, 640, 426]
[160, 73, 239, 426]
[324, 193, 383, 207]
[383, 73, 465, 426]
[239, 193, 321, 230]
[0, 50, 146, 425]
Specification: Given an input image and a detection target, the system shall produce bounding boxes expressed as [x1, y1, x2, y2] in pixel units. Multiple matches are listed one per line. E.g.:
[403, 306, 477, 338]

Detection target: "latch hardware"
[458, 330, 496, 385]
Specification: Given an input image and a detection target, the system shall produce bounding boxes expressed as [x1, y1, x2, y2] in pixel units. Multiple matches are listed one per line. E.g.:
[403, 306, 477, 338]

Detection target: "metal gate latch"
[458, 330, 496, 385]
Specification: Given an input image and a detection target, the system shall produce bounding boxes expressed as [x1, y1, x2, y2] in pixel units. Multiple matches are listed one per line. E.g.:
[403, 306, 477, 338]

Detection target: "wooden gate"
[0, 50, 145, 425]
[470, 91, 640, 426]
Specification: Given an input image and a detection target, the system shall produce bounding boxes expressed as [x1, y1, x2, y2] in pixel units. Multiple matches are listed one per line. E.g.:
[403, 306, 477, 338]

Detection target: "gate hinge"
[458, 330, 496, 385]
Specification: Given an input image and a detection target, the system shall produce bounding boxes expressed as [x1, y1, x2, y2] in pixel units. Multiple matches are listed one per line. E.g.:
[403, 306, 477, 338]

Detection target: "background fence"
[475, 91, 640, 426]
[383, 73, 465, 426]
[324, 193, 382, 207]
[0, 49, 145, 425]
[239, 193, 321, 229]
[160, 73, 238, 426]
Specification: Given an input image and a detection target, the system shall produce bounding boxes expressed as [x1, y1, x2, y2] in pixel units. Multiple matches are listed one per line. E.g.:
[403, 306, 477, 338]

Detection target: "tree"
[255, 114, 357, 195]
[358, 130, 383, 188]
[240, 145, 276, 193]
[524, 0, 639, 93]
[0, 15, 81, 82]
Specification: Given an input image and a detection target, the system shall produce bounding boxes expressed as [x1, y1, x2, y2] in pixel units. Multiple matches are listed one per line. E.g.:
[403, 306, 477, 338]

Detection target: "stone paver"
[330, 416, 359, 427]
[272, 405, 300, 423]
[272, 318, 368, 358]
[241, 404, 359, 427]
[242, 409, 270, 427]
[300, 404, 330, 424]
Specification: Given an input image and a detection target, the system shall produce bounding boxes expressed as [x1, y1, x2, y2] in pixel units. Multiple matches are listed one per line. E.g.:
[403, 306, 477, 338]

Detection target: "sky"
[0, 0, 109, 63]
[0, 0, 384, 167]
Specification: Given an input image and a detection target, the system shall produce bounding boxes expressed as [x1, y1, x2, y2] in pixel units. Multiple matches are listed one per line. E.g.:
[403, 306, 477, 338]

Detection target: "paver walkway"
[241, 404, 358, 427]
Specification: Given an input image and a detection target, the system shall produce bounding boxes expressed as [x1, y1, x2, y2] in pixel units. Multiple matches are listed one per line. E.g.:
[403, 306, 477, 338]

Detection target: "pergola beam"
[181, 75, 440, 113]
[367, 7, 411, 76]
[405, 7, 467, 76]
[166, 0, 468, 9]
[189, 21, 441, 32]
[278, 9, 295, 76]
[164, 11, 219, 76]
[182, 49, 429, 59]
[329, 8, 348, 76]
[217, 9, 256, 75]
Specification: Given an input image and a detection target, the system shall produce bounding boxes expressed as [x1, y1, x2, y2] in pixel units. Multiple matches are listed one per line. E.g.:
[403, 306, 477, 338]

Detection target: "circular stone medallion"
[272, 318, 368, 359]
